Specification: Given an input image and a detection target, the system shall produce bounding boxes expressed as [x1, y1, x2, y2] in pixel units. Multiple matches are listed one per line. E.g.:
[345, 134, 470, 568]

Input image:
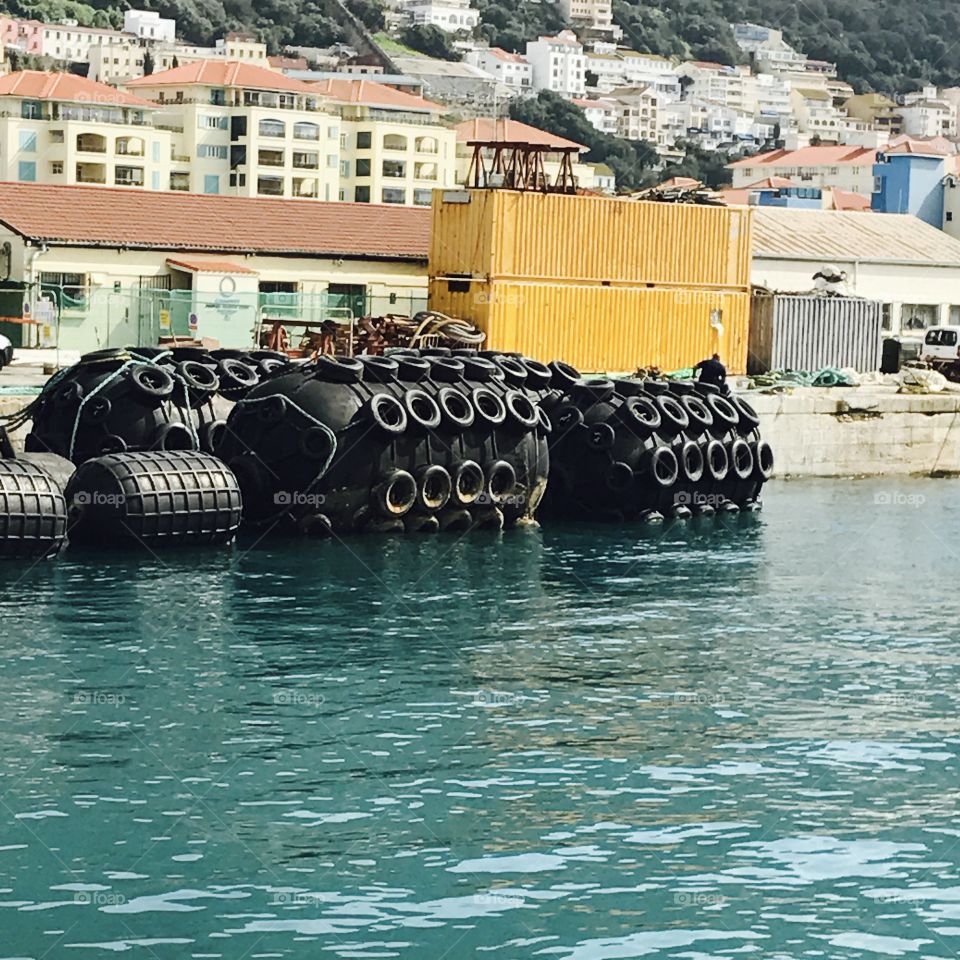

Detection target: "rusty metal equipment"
[466, 141, 578, 194]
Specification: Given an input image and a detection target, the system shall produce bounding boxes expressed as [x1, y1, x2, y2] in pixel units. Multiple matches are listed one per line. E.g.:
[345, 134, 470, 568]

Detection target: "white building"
[606, 85, 661, 145]
[525, 31, 585, 97]
[123, 9, 175, 43]
[558, 0, 618, 40]
[789, 87, 876, 145]
[678, 61, 754, 114]
[899, 87, 956, 138]
[465, 48, 532, 91]
[403, 0, 479, 33]
[752, 206, 960, 337]
[572, 96, 617, 134]
[732, 23, 808, 75]
[728, 144, 877, 193]
[585, 49, 679, 99]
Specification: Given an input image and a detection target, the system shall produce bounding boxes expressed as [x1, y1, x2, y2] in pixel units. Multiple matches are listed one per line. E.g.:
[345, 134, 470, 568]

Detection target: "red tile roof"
[488, 48, 527, 63]
[728, 145, 876, 168]
[307, 77, 443, 112]
[455, 117, 585, 151]
[167, 257, 258, 274]
[128, 60, 318, 94]
[0, 182, 430, 261]
[0, 70, 154, 107]
[830, 189, 871, 211]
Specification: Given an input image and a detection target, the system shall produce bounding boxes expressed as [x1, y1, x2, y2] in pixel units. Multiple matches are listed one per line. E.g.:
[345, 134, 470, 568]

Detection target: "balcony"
[76, 133, 107, 154]
[76, 162, 106, 184]
[293, 177, 318, 198]
[115, 165, 145, 187]
[115, 136, 145, 156]
[292, 152, 318, 170]
[257, 176, 285, 197]
[258, 149, 285, 167]
[170, 172, 190, 191]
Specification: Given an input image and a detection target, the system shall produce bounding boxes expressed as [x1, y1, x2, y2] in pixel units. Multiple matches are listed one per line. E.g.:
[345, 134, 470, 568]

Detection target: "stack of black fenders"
[0, 346, 773, 558]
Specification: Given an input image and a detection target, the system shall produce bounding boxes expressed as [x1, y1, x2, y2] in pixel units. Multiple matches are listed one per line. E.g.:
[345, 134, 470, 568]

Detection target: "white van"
[0, 332, 11, 370]
[921, 326, 960, 377]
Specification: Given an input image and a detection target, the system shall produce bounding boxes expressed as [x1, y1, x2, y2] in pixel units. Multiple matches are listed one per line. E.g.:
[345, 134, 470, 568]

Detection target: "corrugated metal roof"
[752, 208, 960, 267]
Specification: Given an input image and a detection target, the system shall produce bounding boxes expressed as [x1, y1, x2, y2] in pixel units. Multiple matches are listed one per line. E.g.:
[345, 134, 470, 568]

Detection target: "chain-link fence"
[0, 284, 429, 353]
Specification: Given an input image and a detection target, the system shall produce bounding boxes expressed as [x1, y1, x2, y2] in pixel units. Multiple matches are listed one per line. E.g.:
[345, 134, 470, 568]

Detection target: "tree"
[399, 24, 459, 61]
[143, 48, 155, 76]
[510, 90, 659, 191]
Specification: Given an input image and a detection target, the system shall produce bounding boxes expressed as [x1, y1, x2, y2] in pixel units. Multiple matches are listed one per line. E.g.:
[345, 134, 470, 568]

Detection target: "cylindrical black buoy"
[65, 451, 242, 546]
[0, 459, 67, 559]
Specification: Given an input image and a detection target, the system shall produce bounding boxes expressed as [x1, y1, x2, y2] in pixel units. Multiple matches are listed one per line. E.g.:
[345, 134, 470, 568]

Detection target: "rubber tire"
[452, 460, 484, 506]
[372, 469, 417, 518]
[129, 364, 175, 401]
[403, 388, 442, 430]
[485, 459, 517, 505]
[679, 439, 704, 483]
[655, 395, 690, 436]
[437, 386, 475, 429]
[415, 464, 452, 512]
[504, 389, 538, 429]
[647, 446, 679, 488]
[313, 355, 364, 384]
[680, 394, 714, 435]
[729, 437, 755, 480]
[396, 356, 430, 382]
[471, 387, 507, 426]
[366, 393, 408, 435]
[621, 396, 661, 435]
[359, 355, 399, 383]
[703, 439, 729, 481]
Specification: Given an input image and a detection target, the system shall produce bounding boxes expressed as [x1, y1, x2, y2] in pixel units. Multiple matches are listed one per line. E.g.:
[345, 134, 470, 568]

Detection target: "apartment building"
[465, 48, 532, 91]
[558, 0, 618, 40]
[844, 93, 904, 137]
[0, 16, 42, 54]
[128, 60, 341, 201]
[402, 0, 479, 33]
[607, 86, 661, 145]
[572, 97, 617, 135]
[525, 31, 585, 97]
[728, 145, 878, 194]
[0, 71, 171, 191]
[40, 22, 129, 64]
[308, 78, 456, 205]
[678, 61, 754, 114]
[123, 9, 175, 43]
[585, 49, 679, 99]
[789, 87, 876, 145]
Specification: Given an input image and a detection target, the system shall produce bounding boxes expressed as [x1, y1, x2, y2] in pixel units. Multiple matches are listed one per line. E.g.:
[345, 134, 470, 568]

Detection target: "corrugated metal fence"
[748, 293, 883, 374]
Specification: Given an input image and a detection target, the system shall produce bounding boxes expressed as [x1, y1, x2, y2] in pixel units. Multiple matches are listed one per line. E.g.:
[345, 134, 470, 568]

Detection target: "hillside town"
[0, 6, 956, 212]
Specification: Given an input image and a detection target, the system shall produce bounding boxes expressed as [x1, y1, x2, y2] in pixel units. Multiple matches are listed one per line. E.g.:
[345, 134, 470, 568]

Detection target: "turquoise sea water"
[2, 478, 960, 959]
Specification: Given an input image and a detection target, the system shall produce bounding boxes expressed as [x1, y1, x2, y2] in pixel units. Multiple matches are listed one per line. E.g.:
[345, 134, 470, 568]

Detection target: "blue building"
[755, 186, 824, 209]
[871, 146, 948, 227]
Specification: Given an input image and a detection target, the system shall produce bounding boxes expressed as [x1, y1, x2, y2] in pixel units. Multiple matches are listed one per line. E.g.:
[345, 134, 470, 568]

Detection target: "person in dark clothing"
[695, 354, 726, 387]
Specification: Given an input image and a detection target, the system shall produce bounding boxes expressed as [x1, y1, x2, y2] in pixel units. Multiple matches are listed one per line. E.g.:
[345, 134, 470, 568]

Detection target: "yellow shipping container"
[430, 190, 752, 289]
[429, 279, 749, 374]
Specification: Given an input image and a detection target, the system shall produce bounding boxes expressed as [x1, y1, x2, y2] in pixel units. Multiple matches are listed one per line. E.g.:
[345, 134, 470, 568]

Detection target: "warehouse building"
[751, 206, 960, 335]
[0, 182, 430, 351]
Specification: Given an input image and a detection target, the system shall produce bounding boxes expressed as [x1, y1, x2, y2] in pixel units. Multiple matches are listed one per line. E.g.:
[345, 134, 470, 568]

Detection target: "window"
[327, 154, 337, 168]
[210, 88, 226, 105]
[18, 161, 36, 182]
[198, 114, 228, 129]
[18, 130, 37, 152]
[49, 129, 64, 143]
[355, 185, 370, 202]
[50, 161, 63, 175]
[415, 161, 437, 180]
[76, 133, 107, 153]
[152, 140, 161, 162]
[257, 175, 284, 196]
[21, 100, 41, 120]
[328, 125, 339, 139]
[152, 171, 160, 190]
[356, 158, 371, 177]
[115, 166, 144, 186]
[382, 187, 406, 204]
[115, 136, 144, 156]
[414, 188, 433, 206]
[383, 134, 407, 151]
[925, 328, 958, 346]
[294, 121, 319, 140]
[258, 118, 285, 138]
[416, 136, 438, 153]
[198, 144, 229, 159]
[948, 212, 955, 222]
[292, 151, 318, 169]
[382, 159, 406, 178]
[340, 160, 350, 177]
[204, 174, 220, 194]
[356, 131, 372, 150]
[257, 148, 285, 167]
[41, 271, 87, 306]
[293, 177, 317, 197]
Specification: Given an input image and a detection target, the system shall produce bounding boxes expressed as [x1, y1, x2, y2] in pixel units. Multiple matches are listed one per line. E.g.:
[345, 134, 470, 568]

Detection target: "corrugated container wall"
[748, 293, 884, 374]
[429, 279, 750, 374]
[430, 190, 752, 288]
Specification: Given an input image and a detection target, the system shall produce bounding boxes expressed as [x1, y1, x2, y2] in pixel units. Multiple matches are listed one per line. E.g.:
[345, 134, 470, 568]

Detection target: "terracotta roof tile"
[0, 182, 430, 261]
[728, 145, 876, 168]
[167, 257, 258, 274]
[0, 70, 154, 107]
[455, 117, 585, 151]
[128, 60, 318, 94]
[307, 77, 443, 112]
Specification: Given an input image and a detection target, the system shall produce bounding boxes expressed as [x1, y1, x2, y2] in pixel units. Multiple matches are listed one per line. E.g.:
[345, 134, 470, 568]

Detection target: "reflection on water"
[2, 478, 960, 958]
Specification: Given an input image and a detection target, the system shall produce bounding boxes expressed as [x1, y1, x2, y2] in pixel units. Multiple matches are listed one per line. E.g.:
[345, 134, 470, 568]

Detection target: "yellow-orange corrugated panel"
[429, 190, 752, 289]
[428, 279, 749, 374]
